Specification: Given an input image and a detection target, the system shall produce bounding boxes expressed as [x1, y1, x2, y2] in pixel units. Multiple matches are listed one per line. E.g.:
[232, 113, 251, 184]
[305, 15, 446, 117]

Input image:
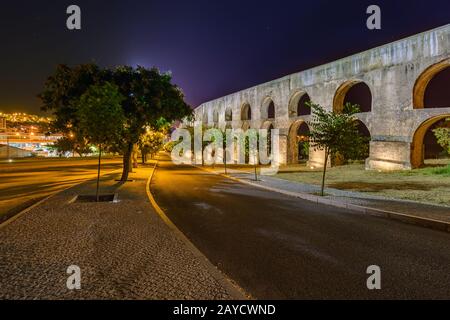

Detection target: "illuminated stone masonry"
[192, 24, 450, 171]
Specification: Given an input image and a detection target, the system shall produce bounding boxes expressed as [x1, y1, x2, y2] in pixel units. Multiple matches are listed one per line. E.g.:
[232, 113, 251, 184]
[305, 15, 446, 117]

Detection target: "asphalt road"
[151, 156, 450, 299]
[0, 158, 123, 219]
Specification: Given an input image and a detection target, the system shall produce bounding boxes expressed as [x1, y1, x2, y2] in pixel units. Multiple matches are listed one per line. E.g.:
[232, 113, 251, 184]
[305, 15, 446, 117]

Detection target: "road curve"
[151, 156, 450, 299]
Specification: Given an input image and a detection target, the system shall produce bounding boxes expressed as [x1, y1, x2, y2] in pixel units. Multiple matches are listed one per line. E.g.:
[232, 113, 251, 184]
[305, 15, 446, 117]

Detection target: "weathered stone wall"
[193, 24, 450, 170]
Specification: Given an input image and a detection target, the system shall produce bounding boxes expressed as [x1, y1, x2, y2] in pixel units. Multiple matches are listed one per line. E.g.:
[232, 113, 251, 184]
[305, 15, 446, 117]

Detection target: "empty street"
[0, 158, 123, 220]
[151, 157, 450, 299]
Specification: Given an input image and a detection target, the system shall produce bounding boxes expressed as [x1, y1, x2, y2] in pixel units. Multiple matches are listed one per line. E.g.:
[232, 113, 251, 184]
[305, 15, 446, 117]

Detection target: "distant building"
[0, 145, 33, 159]
[0, 117, 6, 132]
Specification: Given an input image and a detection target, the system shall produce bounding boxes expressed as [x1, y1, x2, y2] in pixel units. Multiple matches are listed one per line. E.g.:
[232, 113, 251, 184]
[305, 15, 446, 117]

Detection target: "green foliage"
[433, 119, 450, 156]
[110, 66, 192, 144]
[39, 64, 193, 181]
[51, 136, 91, 157]
[39, 64, 106, 135]
[139, 129, 165, 161]
[75, 82, 125, 147]
[307, 102, 367, 195]
[300, 141, 310, 159]
[412, 163, 450, 177]
[430, 164, 450, 176]
[163, 141, 178, 153]
[308, 102, 365, 158]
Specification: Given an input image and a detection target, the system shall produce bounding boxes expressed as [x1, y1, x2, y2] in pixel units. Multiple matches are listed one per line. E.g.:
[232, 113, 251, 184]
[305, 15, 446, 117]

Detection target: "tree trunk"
[142, 153, 146, 164]
[120, 142, 133, 182]
[224, 150, 227, 175]
[321, 149, 329, 197]
[96, 144, 102, 202]
[253, 152, 258, 181]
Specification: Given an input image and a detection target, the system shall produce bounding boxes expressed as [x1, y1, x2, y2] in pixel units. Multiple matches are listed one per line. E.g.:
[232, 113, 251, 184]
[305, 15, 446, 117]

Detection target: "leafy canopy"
[308, 102, 367, 159]
[433, 118, 450, 156]
[75, 82, 125, 147]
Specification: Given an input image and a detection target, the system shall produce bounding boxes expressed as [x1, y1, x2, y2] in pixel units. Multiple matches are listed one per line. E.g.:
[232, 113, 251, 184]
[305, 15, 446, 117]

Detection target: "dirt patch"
[328, 181, 435, 192]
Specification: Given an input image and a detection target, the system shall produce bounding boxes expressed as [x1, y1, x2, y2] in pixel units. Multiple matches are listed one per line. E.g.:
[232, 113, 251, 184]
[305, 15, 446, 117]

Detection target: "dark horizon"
[1, 0, 450, 115]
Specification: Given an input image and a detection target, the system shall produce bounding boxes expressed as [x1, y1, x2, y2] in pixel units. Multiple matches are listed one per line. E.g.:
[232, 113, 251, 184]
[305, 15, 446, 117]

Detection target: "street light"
[6, 135, 10, 160]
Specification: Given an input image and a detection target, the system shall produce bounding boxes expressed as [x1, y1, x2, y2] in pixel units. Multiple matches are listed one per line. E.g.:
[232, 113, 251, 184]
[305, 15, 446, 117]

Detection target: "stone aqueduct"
[191, 24, 450, 170]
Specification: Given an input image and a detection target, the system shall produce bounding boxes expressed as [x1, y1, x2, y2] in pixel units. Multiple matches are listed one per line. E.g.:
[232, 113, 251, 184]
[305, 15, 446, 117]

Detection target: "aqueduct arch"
[413, 59, 450, 109]
[288, 120, 310, 164]
[213, 109, 219, 123]
[261, 97, 276, 120]
[192, 24, 450, 170]
[289, 91, 311, 117]
[354, 120, 371, 161]
[411, 114, 450, 168]
[334, 80, 372, 113]
[225, 107, 233, 122]
[241, 103, 252, 121]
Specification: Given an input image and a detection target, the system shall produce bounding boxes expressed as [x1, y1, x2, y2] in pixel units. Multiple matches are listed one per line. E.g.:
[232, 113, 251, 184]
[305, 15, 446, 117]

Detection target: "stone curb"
[196, 166, 450, 234]
[147, 161, 249, 300]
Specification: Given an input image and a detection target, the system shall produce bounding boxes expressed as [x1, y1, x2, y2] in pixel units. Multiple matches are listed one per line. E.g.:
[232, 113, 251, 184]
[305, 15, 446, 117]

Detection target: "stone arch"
[288, 120, 310, 164]
[242, 120, 250, 131]
[288, 90, 311, 117]
[333, 80, 372, 113]
[330, 118, 371, 166]
[202, 109, 208, 124]
[261, 120, 274, 130]
[225, 107, 233, 122]
[241, 102, 252, 121]
[413, 59, 450, 109]
[213, 109, 219, 124]
[260, 121, 275, 155]
[354, 119, 371, 161]
[411, 114, 450, 168]
[261, 97, 276, 119]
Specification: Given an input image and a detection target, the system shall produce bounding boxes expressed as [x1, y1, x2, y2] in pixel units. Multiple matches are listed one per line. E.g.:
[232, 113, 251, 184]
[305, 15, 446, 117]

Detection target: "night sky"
[1, 0, 449, 114]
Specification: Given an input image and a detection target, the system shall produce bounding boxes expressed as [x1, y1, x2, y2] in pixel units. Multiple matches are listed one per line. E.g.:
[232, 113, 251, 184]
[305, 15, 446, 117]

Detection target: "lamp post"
[6, 135, 10, 160]
[253, 151, 258, 181]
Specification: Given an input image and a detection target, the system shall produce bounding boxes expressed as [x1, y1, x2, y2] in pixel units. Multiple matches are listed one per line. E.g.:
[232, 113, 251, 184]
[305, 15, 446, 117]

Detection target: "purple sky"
[1, 0, 449, 114]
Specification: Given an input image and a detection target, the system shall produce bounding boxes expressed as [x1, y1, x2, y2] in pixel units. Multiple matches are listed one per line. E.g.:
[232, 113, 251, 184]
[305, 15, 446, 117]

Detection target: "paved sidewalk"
[206, 167, 450, 224]
[0, 164, 241, 300]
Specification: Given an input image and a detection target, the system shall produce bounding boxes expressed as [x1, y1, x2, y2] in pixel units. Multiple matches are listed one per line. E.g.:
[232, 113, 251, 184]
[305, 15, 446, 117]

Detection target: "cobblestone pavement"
[0, 165, 239, 300]
[211, 168, 450, 223]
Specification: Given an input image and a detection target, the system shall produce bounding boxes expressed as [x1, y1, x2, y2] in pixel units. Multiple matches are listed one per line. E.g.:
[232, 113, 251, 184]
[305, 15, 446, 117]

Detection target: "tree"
[433, 119, 450, 156]
[76, 82, 125, 201]
[308, 102, 366, 196]
[108, 66, 192, 181]
[39, 64, 192, 182]
[139, 129, 165, 163]
[39, 64, 106, 135]
[51, 136, 91, 157]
